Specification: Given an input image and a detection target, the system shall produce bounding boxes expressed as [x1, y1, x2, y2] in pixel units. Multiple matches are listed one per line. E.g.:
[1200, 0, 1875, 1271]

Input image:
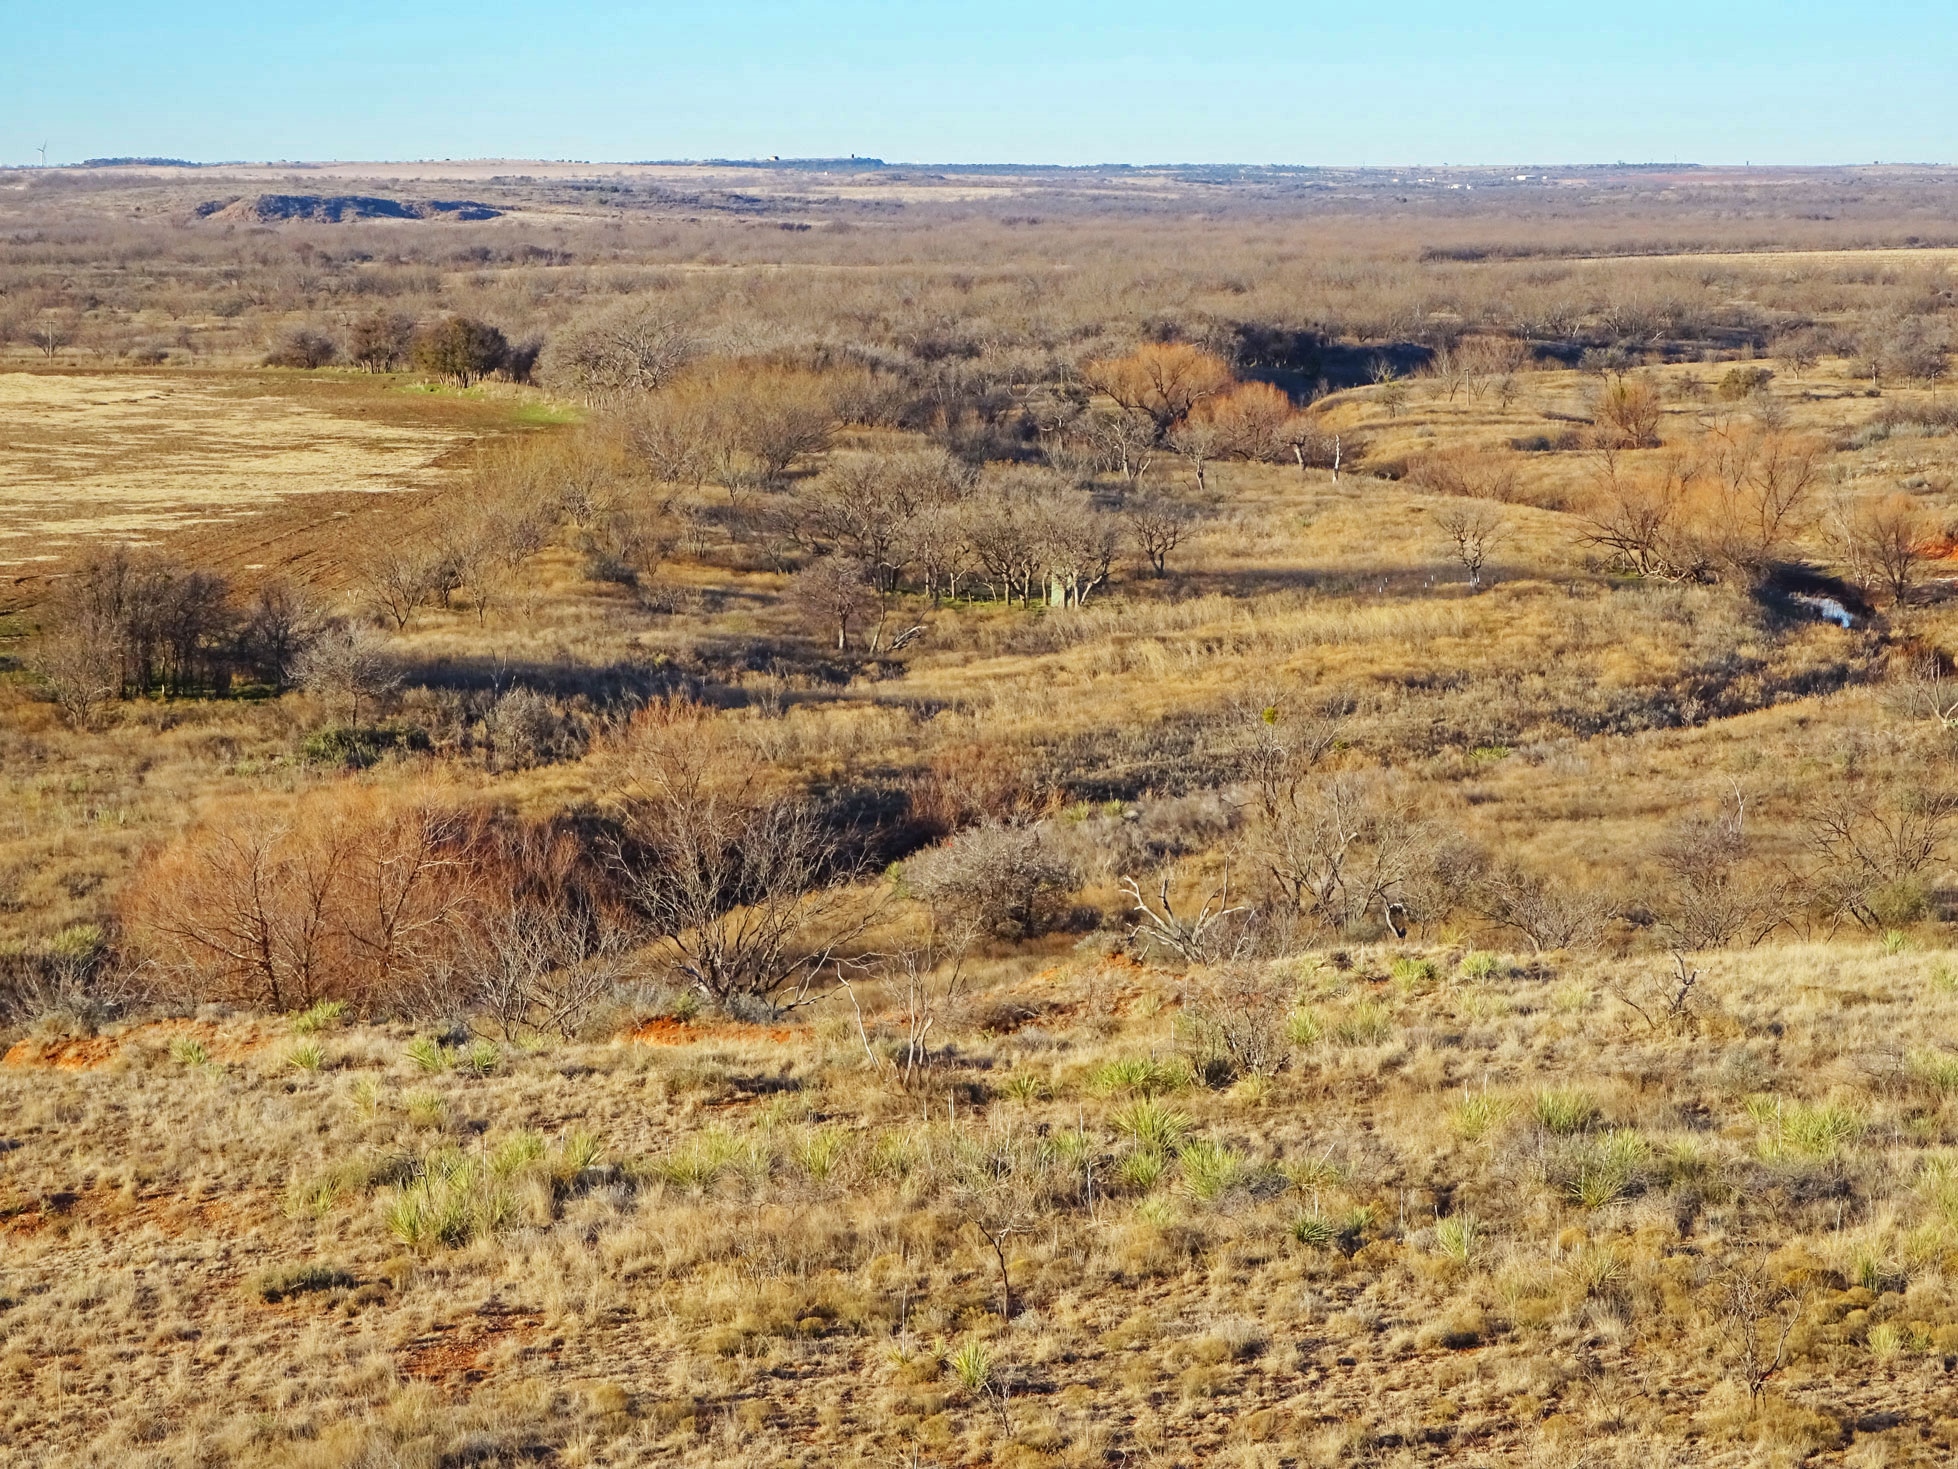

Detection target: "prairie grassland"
[10, 942, 1958, 1466]
[15, 167, 1958, 1466]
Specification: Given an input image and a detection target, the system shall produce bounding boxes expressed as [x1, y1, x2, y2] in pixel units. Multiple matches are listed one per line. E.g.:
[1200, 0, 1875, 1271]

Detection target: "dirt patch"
[1, 1017, 264, 1070]
[627, 1017, 795, 1047]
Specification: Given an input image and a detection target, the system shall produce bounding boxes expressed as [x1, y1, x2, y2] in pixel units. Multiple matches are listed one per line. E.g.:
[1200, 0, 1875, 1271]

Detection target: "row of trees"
[265, 311, 536, 385]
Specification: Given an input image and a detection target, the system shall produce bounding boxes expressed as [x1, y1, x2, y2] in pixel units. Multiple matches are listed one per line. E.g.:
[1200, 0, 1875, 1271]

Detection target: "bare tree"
[1891, 653, 1958, 730]
[542, 300, 697, 403]
[1652, 787, 1787, 949]
[1254, 774, 1427, 939]
[1122, 862, 1249, 965]
[1802, 782, 1958, 933]
[1124, 492, 1197, 577]
[1434, 501, 1505, 590]
[360, 546, 447, 630]
[292, 621, 400, 727]
[32, 609, 123, 729]
[1834, 491, 1931, 606]
[1085, 343, 1233, 436]
[1166, 415, 1226, 493]
[606, 723, 872, 1010]
[789, 554, 883, 653]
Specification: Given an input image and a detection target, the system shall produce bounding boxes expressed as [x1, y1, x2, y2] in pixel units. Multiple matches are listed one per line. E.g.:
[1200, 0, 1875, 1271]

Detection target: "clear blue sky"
[6, 1, 1955, 167]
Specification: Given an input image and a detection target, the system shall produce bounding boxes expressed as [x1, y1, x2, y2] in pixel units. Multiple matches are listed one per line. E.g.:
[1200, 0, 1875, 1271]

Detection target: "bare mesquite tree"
[1802, 781, 1958, 933]
[788, 554, 885, 653]
[292, 621, 401, 727]
[605, 710, 871, 1010]
[130, 794, 481, 1013]
[1833, 491, 1931, 606]
[1579, 429, 1819, 585]
[1085, 343, 1234, 437]
[1651, 787, 1787, 949]
[1435, 501, 1506, 589]
[1124, 492, 1198, 577]
[1253, 773, 1429, 940]
[542, 300, 697, 403]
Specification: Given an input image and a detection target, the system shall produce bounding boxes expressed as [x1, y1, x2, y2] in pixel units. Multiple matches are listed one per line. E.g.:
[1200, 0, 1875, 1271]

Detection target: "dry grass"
[12, 172, 1958, 1464]
[9, 943, 1958, 1465]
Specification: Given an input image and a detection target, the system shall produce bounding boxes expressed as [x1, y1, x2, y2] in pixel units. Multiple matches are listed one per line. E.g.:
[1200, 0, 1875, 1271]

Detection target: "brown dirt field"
[0, 369, 546, 599]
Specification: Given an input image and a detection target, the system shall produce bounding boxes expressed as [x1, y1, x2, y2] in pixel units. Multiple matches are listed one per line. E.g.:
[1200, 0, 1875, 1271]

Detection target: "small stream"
[1789, 593, 1856, 628]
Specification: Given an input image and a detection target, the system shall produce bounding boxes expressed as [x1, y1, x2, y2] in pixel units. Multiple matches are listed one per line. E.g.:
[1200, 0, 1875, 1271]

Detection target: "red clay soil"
[626, 1017, 795, 1046]
[1, 1018, 264, 1070]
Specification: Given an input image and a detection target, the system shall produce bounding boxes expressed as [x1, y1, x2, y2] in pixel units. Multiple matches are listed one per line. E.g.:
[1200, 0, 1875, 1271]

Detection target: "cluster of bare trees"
[1579, 426, 1825, 585]
[1056, 344, 1333, 486]
[125, 704, 876, 1025]
[262, 310, 535, 384]
[32, 549, 319, 724]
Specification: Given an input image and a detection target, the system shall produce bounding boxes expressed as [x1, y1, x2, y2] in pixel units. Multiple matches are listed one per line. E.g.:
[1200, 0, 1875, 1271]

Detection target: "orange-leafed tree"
[128, 787, 483, 1013]
[1188, 380, 1298, 462]
[1085, 343, 1234, 435]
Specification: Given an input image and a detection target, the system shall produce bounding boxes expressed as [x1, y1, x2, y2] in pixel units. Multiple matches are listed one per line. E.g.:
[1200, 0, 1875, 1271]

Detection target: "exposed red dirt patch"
[627, 1017, 794, 1047]
[2, 1018, 267, 1070]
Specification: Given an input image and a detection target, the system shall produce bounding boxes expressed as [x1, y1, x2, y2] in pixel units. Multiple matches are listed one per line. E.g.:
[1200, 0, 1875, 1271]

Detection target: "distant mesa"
[193, 194, 503, 223]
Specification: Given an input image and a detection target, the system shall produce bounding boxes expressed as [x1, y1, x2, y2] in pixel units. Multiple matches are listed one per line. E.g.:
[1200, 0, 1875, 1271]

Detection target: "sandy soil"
[0, 371, 470, 567]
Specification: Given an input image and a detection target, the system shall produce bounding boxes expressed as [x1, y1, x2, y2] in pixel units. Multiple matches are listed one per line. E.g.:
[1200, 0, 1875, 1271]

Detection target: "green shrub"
[300, 725, 431, 769]
[1533, 1087, 1601, 1135]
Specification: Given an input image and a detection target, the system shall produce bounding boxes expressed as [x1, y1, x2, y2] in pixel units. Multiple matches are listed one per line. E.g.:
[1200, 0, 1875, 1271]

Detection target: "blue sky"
[6, 1, 1955, 167]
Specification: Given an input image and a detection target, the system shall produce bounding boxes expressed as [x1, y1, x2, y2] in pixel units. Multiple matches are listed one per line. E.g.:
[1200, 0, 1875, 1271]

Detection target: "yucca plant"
[1532, 1086, 1600, 1135]
[1111, 1098, 1192, 1155]
[170, 1036, 211, 1067]
[946, 1337, 994, 1393]
[290, 999, 349, 1035]
[1433, 1214, 1478, 1263]
[1450, 1091, 1513, 1142]
[404, 1037, 449, 1073]
[1176, 1139, 1249, 1202]
[286, 1040, 326, 1073]
[1088, 1056, 1188, 1098]
[1290, 1211, 1338, 1248]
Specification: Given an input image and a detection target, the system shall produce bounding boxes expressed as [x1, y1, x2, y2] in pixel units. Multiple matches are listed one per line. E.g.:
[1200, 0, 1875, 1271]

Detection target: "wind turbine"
[36, 142, 48, 168]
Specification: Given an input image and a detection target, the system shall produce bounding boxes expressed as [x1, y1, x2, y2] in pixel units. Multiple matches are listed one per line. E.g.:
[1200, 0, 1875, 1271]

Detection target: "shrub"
[484, 688, 586, 772]
[300, 725, 430, 769]
[411, 315, 509, 386]
[251, 1263, 356, 1303]
[1716, 365, 1775, 400]
[905, 822, 1082, 944]
[263, 328, 338, 369]
[1178, 965, 1289, 1081]
[1533, 1087, 1601, 1135]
